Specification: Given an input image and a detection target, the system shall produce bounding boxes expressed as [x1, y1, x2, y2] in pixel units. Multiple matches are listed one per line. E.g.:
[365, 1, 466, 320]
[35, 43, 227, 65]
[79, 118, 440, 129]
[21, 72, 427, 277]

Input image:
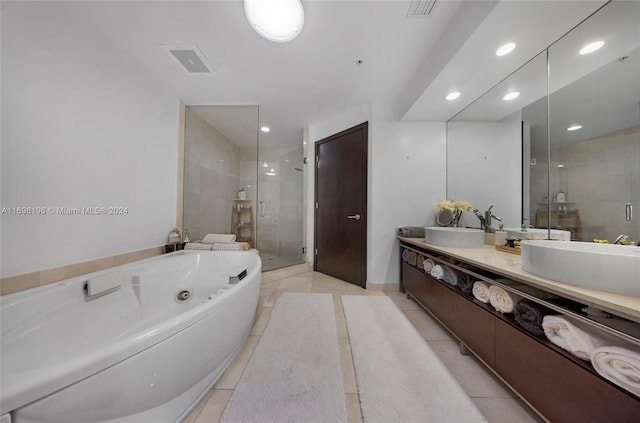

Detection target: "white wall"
[447, 118, 522, 229]
[306, 101, 447, 284]
[1, 3, 178, 276]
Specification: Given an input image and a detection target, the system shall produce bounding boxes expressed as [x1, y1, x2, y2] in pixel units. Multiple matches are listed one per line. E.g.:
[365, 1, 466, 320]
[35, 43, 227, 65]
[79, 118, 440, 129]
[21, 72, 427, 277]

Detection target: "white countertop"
[399, 237, 640, 323]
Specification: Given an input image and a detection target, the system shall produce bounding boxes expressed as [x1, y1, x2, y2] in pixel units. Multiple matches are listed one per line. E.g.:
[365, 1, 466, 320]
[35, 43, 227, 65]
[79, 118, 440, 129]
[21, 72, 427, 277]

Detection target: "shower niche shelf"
[231, 199, 253, 248]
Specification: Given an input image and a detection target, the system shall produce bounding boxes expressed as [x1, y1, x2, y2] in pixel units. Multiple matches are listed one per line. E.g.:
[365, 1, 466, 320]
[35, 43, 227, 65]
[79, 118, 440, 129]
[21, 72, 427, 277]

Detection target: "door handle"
[347, 214, 361, 220]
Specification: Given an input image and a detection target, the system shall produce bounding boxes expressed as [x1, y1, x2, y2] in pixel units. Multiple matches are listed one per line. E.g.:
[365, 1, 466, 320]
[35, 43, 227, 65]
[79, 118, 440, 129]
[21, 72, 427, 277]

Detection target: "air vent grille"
[160, 44, 217, 76]
[407, 0, 437, 18]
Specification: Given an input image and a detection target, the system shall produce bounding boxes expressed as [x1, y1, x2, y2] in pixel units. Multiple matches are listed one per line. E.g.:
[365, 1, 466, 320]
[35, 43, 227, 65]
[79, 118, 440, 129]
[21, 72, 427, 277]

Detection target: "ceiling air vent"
[160, 44, 218, 76]
[406, 0, 437, 18]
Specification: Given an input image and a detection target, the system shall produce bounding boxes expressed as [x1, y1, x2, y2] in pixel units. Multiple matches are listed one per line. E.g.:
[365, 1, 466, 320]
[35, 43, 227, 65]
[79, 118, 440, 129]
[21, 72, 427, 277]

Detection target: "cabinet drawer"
[403, 262, 495, 367]
[495, 318, 640, 422]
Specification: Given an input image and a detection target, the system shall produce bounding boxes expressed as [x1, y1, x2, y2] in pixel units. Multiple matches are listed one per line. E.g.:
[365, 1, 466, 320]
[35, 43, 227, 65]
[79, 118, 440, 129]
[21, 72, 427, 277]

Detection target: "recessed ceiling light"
[496, 42, 516, 56]
[263, 162, 268, 167]
[567, 125, 582, 131]
[502, 91, 520, 101]
[260, 126, 270, 133]
[557, 164, 565, 168]
[266, 168, 277, 176]
[446, 91, 461, 101]
[579, 41, 604, 55]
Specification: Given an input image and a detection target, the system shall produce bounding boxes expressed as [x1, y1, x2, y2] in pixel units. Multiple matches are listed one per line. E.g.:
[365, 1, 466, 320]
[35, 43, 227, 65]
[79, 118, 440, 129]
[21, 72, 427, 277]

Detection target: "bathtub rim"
[0, 250, 261, 414]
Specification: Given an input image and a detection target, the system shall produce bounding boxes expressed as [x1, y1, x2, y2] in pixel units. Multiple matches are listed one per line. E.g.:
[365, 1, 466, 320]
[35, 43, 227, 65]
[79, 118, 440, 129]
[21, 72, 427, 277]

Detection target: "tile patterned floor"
[183, 265, 544, 423]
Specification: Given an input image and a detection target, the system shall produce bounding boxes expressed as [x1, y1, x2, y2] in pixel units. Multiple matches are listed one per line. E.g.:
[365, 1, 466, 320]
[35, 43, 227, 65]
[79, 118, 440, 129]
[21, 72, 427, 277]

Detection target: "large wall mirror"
[447, 0, 639, 242]
[545, 0, 639, 242]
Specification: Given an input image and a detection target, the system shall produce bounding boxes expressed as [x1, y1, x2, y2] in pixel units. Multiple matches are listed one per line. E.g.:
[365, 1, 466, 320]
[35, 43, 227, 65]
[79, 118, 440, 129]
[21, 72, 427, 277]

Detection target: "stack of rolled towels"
[469, 278, 640, 397]
[185, 234, 250, 251]
[542, 315, 640, 397]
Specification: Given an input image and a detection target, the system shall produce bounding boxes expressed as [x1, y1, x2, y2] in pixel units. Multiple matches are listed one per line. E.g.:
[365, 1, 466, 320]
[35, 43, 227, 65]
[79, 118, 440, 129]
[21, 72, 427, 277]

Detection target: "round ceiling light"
[502, 91, 520, 101]
[446, 91, 461, 101]
[579, 41, 604, 55]
[266, 168, 277, 176]
[244, 0, 304, 43]
[496, 42, 516, 56]
[260, 126, 270, 132]
[567, 125, 582, 131]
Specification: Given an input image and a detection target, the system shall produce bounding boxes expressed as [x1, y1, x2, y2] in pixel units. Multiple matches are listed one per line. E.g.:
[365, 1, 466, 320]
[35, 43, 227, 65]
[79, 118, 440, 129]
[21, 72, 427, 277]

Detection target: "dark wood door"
[314, 122, 367, 287]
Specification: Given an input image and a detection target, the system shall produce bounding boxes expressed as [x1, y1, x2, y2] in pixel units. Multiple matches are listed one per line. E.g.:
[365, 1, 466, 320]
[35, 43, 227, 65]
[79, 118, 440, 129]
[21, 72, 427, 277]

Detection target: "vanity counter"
[399, 237, 640, 323]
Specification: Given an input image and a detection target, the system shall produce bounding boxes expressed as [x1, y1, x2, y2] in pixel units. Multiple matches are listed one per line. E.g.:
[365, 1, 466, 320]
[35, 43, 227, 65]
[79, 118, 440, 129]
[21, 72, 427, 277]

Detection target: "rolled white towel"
[591, 346, 640, 397]
[423, 258, 435, 273]
[489, 285, 522, 314]
[472, 281, 491, 303]
[542, 315, 620, 361]
[202, 233, 236, 244]
[430, 264, 445, 280]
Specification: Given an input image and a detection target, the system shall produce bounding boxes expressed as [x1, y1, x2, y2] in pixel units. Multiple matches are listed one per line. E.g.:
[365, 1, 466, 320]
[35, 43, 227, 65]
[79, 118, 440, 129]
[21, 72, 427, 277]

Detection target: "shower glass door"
[256, 141, 305, 271]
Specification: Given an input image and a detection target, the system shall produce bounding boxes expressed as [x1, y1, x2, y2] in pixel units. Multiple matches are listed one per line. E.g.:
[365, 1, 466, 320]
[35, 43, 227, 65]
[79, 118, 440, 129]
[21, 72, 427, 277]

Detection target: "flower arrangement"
[434, 199, 473, 227]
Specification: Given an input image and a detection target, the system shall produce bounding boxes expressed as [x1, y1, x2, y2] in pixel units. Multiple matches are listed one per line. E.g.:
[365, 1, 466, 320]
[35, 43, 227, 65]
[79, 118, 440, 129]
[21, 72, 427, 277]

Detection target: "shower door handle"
[347, 214, 361, 220]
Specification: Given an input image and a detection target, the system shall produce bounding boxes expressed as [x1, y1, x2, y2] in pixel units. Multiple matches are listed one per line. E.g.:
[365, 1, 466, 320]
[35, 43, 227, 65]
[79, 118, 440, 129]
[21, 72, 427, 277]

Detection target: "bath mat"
[220, 293, 347, 423]
[342, 295, 487, 423]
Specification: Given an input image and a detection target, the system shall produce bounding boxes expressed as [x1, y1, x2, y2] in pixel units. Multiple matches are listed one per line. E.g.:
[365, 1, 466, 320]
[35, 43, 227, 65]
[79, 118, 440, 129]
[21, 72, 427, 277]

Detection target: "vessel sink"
[424, 227, 484, 248]
[521, 240, 640, 296]
[504, 228, 571, 241]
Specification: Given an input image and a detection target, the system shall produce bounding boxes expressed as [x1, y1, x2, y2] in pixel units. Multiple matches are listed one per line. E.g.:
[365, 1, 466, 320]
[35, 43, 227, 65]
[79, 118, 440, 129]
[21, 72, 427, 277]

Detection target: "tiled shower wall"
[184, 109, 240, 242]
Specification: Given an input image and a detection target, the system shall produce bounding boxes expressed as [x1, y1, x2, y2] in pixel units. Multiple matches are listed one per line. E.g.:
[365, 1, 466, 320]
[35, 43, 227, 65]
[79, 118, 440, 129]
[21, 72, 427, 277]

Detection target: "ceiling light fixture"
[502, 91, 520, 101]
[496, 42, 516, 56]
[266, 168, 277, 176]
[261, 126, 270, 132]
[244, 0, 304, 42]
[446, 91, 461, 101]
[567, 125, 582, 131]
[579, 41, 604, 55]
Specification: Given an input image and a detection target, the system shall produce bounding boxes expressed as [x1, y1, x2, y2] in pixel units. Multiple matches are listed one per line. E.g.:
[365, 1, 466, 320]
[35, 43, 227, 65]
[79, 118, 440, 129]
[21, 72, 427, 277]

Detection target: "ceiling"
[2, 0, 616, 148]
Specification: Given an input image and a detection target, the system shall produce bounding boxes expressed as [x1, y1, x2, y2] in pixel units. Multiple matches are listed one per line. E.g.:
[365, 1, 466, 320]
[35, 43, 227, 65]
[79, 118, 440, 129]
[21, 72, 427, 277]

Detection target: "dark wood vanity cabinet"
[399, 242, 640, 423]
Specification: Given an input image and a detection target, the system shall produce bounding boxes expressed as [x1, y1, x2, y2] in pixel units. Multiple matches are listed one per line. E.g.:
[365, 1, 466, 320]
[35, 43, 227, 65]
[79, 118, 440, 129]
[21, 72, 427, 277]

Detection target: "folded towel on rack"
[542, 315, 620, 360]
[489, 285, 523, 314]
[210, 243, 244, 251]
[456, 272, 475, 294]
[185, 242, 213, 251]
[472, 281, 491, 303]
[202, 233, 236, 244]
[408, 251, 417, 266]
[591, 346, 640, 397]
[422, 258, 435, 273]
[396, 226, 426, 238]
[514, 299, 557, 337]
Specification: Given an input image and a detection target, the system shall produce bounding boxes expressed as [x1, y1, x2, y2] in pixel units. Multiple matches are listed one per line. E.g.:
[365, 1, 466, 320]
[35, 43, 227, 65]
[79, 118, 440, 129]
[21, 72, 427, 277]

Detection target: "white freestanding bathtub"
[0, 250, 261, 423]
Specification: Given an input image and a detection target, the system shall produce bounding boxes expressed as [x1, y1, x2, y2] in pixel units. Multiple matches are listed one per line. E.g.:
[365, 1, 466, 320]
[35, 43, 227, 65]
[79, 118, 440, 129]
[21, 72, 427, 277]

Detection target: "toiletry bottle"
[237, 189, 246, 200]
[168, 227, 181, 244]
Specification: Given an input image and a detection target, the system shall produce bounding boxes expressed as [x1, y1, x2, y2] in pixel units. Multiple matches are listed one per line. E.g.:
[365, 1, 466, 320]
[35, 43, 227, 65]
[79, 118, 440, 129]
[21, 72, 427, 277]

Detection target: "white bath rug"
[342, 295, 487, 423]
[220, 293, 347, 423]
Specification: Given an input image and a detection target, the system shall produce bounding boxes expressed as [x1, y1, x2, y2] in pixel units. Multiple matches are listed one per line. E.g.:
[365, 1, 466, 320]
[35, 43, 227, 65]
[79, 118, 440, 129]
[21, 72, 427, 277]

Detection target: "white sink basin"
[504, 228, 571, 241]
[424, 227, 484, 248]
[521, 240, 640, 296]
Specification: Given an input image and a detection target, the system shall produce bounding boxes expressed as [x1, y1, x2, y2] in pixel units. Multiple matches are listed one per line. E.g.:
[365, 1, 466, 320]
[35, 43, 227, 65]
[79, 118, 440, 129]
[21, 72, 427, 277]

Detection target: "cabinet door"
[495, 319, 640, 422]
[403, 262, 495, 367]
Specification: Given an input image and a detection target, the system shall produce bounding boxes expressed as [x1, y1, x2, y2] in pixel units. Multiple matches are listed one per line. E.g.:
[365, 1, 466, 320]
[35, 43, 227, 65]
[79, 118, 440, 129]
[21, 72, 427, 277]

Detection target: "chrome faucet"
[474, 205, 502, 233]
